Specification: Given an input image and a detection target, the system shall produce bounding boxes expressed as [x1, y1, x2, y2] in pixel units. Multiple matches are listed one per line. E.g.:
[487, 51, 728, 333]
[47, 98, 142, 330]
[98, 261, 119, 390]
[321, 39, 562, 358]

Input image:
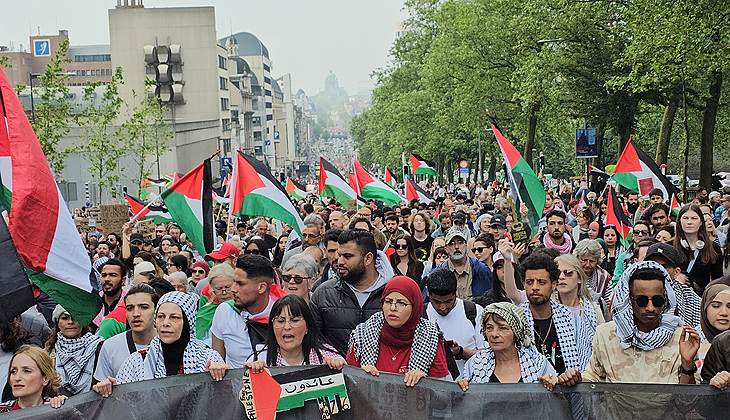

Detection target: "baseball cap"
[645, 242, 683, 267]
[445, 229, 467, 244]
[129, 233, 144, 244]
[204, 242, 240, 261]
[133, 261, 156, 278]
[709, 191, 721, 199]
[451, 213, 467, 224]
[490, 214, 507, 229]
[492, 251, 515, 264]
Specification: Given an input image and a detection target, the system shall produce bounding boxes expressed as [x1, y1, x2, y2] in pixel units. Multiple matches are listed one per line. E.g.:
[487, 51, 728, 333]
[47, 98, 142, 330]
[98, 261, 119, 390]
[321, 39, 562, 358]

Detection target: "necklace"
[388, 347, 405, 361]
[535, 318, 554, 354]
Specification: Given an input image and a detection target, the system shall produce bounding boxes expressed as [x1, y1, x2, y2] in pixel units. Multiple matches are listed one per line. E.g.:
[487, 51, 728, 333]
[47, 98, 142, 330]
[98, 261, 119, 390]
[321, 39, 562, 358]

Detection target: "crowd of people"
[4, 178, 730, 414]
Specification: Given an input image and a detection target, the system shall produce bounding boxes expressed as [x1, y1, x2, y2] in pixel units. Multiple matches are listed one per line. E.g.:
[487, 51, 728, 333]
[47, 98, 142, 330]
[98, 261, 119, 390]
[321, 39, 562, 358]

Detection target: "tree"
[74, 67, 128, 201]
[31, 40, 73, 177]
[122, 83, 173, 188]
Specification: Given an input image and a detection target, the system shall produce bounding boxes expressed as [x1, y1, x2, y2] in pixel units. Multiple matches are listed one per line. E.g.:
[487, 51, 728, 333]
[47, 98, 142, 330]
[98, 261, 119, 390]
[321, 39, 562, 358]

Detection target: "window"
[254, 131, 262, 142]
[266, 114, 273, 121]
[265, 89, 272, 97]
[218, 56, 227, 70]
[222, 118, 231, 132]
[220, 98, 229, 111]
[252, 116, 261, 127]
[265, 102, 272, 109]
[106, 69, 111, 76]
[263, 64, 270, 72]
[74, 54, 111, 62]
[219, 77, 228, 90]
[264, 77, 271, 84]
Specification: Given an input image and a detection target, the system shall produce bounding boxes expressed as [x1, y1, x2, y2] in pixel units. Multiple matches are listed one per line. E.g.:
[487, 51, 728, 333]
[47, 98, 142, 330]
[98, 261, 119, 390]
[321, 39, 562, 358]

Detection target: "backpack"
[463, 299, 478, 327]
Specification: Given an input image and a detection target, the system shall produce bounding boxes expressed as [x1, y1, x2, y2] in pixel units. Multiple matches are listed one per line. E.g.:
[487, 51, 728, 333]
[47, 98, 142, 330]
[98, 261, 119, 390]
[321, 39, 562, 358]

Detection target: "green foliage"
[74, 67, 128, 200]
[31, 40, 72, 178]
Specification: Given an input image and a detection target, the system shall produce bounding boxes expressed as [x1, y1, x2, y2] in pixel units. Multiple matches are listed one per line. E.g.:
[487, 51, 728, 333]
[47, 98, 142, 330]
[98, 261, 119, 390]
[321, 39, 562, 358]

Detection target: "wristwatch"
[679, 364, 697, 376]
[456, 346, 464, 360]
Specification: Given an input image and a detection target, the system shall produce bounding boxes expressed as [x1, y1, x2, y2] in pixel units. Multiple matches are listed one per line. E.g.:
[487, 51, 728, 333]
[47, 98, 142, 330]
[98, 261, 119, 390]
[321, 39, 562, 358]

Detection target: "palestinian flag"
[612, 136, 680, 199]
[161, 158, 216, 255]
[410, 153, 439, 177]
[670, 193, 681, 216]
[488, 113, 546, 228]
[212, 189, 230, 205]
[141, 178, 168, 189]
[0, 71, 101, 326]
[385, 167, 397, 187]
[587, 165, 608, 178]
[348, 170, 360, 194]
[573, 191, 587, 213]
[286, 177, 307, 200]
[406, 178, 434, 204]
[229, 151, 304, 236]
[319, 158, 359, 207]
[353, 159, 405, 206]
[605, 185, 632, 247]
[125, 193, 172, 224]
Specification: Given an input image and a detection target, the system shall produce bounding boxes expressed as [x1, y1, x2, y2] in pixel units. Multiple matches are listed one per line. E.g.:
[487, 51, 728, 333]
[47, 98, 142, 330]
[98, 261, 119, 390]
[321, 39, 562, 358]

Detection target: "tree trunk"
[700, 70, 722, 190]
[656, 98, 677, 166]
[446, 160, 453, 184]
[523, 103, 540, 169]
[595, 123, 606, 169]
[616, 98, 639, 153]
[487, 155, 497, 182]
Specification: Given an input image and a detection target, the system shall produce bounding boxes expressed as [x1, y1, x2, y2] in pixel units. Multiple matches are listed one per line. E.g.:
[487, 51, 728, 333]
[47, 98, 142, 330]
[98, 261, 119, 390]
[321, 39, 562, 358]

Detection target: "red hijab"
[380, 276, 424, 348]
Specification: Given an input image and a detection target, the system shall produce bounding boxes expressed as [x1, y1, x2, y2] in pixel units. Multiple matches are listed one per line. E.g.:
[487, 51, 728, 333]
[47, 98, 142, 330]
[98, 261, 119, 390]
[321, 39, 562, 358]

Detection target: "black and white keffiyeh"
[55, 331, 104, 395]
[460, 347, 555, 383]
[613, 261, 683, 350]
[348, 311, 440, 374]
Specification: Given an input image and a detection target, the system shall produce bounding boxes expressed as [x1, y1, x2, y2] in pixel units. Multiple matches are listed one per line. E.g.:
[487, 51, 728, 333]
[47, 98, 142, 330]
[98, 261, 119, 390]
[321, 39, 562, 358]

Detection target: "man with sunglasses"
[438, 230, 491, 301]
[644, 243, 701, 327]
[558, 261, 700, 386]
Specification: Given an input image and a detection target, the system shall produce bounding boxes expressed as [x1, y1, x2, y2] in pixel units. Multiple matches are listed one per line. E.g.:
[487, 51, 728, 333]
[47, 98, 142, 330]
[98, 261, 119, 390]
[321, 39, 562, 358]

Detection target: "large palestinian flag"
[605, 185, 632, 247]
[161, 158, 216, 256]
[319, 158, 359, 207]
[385, 167, 397, 187]
[229, 151, 304, 236]
[285, 178, 307, 200]
[125, 193, 173, 224]
[406, 178, 434, 204]
[0, 71, 101, 326]
[353, 159, 405, 206]
[410, 153, 439, 177]
[612, 137, 680, 199]
[489, 113, 545, 228]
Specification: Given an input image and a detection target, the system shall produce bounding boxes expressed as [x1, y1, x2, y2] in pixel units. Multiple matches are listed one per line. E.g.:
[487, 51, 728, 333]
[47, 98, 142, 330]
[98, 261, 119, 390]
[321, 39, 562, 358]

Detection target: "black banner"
[4, 366, 730, 420]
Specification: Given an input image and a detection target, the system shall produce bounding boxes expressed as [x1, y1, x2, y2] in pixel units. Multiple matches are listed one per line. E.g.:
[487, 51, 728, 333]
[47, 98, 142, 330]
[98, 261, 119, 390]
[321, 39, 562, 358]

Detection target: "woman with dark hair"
[245, 238, 271, 261]
[655, 225, 675, 244]
[476, 251, 517, 306]
[44, 306, 104, 396]
[572, 208, 594, 243]
[0, 346, 67, 412]
[389, 235, 425, 289]
[244, 295, 344, 369]
[423, 244, 448, 277]
[674, 204, 723, 295]
[601, 225, 624, 275]
[1, 319, 42, 402]
[272, 233, 290, 268]
[167, 254, 190, 277]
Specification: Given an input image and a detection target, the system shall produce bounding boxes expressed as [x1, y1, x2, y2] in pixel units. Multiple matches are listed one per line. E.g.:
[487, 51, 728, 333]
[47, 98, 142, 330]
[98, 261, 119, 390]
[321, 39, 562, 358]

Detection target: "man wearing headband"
[559, 261, 701, 385]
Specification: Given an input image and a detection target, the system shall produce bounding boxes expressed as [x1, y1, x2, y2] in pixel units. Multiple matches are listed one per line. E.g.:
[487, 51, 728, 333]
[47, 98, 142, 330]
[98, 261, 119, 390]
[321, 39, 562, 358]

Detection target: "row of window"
[219, 77, 228, 90]
[222, 118, 231, 132]
[68, 82, 110, 86]
[221, 97, 229, 111]
[218, 56, 227, 70]
[73, 69, 111, 77]
[74, 54, 111, 62]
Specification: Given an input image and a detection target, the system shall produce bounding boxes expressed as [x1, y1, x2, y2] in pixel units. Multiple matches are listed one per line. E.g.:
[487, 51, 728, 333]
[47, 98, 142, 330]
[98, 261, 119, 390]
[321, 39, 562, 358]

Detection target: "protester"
[471, 233, 496, 271]
[245, 238, 271, 261]
[431, 213, 452, 238]
[390, 235, 425, 289]
[96, 259, 128, 326]
[255, 219, 278, 250]
[425, 269, 485, 375]
[45, 306, 104, 396]
[196, 264, 235, 344]
[347, 276, 450, 386]
[697, 284, 730, 345]
[272, 233, 290, 268]
[311, 228, 343, 291]
[245, 295, 344, 369]
[168, 272, 191, 293]
[0, 346, 67, 412]
[167, 255, 190, 277]
[281, 253, 318, 303]
[572, 208, 593, 243]
[456, 303, 557, 389]
[424, 245, 449, 277]
[204, 242, 240, 267]
[574, 239, 613, 305]
[602, 225, 624, 275]
[310, 230, 395, 354]
[281, 222, 322, 268]
[553, 254, 604, 333]
[655, 226, 675, 244]
[190, 261, 210, 289]
[674, 204, 723, 295]
[439, 229, 492, 301]
[539, 210, 574, 255]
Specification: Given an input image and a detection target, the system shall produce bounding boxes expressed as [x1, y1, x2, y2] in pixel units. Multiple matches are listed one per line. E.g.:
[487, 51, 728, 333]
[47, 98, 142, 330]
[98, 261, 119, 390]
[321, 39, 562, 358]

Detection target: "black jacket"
[309, 278, 387, 355]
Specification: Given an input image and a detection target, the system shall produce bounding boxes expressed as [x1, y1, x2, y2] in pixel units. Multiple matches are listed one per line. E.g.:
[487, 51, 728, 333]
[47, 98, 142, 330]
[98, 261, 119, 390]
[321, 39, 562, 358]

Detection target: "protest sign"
[100, 204, 129, 234]
[137, 219, 156, 240]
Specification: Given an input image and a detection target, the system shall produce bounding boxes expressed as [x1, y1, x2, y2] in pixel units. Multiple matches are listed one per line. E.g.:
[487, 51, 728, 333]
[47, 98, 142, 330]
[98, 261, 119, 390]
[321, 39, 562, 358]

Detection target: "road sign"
[274, 131, 280, 141]
[459, 168, 469, 176]
[221, 157, 232, 169]
[459, 160, 468, 169]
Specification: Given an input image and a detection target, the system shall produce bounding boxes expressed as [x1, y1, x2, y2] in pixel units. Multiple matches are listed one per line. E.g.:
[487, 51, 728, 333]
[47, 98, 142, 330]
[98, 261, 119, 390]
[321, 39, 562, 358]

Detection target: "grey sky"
[2, 0, 408, 95]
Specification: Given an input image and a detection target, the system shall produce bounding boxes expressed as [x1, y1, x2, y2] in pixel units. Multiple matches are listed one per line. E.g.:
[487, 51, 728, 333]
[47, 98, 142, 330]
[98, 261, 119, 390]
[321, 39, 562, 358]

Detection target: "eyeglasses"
[273, 316, 305, 328]
[632, 295, 666, 308]
[282, 274, 311, 284]
[633, 229, 649, 236]
[244, 249, 260, 255]
[192, 269, 207, 275]
[301, 233, 321, 240]
[212, 285, 232, 295]
[448, 239, 466, 246]
[394, 244, 408, 250]
[560, 269, 574, 277]
[471, 246, 487, 254]
[383, 299, 411, 310]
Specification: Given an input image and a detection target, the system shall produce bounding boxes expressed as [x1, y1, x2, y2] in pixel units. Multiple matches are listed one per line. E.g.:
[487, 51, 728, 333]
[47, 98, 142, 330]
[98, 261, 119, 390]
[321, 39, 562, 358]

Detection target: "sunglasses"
[560, 269, 574, 277]
[471, 246, 488, 254]
[244, 249, 260, 255]
[282, 274, 310, 284]
[192, 269, 207, 275]
[633, 229, 649, 236]
[632, 295, 666, 308]
[394, 244, 408, 250]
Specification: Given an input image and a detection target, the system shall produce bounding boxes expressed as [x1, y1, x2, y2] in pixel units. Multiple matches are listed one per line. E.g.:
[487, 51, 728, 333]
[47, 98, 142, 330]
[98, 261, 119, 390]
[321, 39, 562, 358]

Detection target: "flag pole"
[129, 193, 161, 222]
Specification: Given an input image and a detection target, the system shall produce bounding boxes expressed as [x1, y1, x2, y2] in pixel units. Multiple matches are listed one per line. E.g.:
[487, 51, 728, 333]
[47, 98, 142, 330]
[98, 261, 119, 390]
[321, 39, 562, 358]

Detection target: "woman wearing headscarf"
[457, 302, 557, 389]
[44, 305, 104, 396]
[347, 276, 449, 386]
[93, 292, 227, 397]
[698, 284, 730, 344]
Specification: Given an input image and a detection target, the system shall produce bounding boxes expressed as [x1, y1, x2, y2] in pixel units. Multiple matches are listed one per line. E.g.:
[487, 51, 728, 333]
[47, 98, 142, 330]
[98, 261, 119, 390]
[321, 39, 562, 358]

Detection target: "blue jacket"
[437, 257, 492, 298]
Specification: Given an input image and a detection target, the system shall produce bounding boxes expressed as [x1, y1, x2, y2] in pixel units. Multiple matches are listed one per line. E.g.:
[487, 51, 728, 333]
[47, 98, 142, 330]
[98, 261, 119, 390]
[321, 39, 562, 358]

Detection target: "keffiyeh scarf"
[462, 347, 550, 383]
[613, 261, 683, 350]
[543, 233, 573, 254]
[348, 311, 440, 374]
[479, 302, 534, 349]
[55, 332, 104, 395]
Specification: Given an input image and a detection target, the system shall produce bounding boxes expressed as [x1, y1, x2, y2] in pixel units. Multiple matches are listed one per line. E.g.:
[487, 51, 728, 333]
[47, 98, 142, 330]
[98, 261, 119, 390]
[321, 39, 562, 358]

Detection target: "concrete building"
[225, 35, 255, 160]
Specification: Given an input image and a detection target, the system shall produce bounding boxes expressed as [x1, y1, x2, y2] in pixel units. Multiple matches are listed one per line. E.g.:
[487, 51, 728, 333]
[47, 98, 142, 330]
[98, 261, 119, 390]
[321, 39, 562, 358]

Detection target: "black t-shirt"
[533, 317, 565, 374]
[412, 235, 434, 262]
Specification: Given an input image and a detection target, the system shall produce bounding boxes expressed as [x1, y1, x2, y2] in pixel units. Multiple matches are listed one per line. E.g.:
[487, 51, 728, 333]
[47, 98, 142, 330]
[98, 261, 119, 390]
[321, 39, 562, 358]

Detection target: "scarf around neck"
[55, 332, 103, 395]
[544, 232, 572, 254]
[701, 284, 730, 343]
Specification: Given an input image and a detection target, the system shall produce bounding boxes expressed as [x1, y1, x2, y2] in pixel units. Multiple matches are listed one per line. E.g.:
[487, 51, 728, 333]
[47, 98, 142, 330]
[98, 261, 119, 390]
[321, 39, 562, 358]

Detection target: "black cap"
[129, 233, 145, 244]
[452, 212, 466, 223]
[645, 243, 683, 267]
[490, 214, 507, 229]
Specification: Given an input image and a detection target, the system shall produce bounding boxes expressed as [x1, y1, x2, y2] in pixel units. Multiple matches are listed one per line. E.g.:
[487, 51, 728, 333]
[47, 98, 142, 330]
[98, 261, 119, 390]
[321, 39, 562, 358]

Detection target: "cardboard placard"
[346, 200, 357, 211]
[137, 218, 156, 240]
[74, 217, 96, 234]
[99, 204, 129, 235]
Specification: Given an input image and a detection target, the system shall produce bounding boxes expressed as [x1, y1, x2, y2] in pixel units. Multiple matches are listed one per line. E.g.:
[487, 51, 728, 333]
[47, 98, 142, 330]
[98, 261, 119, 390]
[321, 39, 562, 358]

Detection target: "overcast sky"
[1, 0, 408, 95]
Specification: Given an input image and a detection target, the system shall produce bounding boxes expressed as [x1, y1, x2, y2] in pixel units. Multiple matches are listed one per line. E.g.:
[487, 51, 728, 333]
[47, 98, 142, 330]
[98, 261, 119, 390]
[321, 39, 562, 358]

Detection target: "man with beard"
[643, 204, 670, 235]
[538, 210, 574, 255]
[97, 259, 128, 325]
[437, 230, 492, 301]
[309, 230, 395, 354]
[329, 210, 346, 230]
[626, 192, 644, 223]
[106, 233, 121, 257]
[211, 255, 275, 367]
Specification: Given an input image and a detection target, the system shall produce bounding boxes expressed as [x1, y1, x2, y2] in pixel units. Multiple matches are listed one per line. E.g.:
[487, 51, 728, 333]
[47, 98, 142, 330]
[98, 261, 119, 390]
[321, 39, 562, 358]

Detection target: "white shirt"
[93, 332, 150, 381]
[210, 298, 274, 368]
[426, 298, 486, 375]
[0, 349, 13, 391]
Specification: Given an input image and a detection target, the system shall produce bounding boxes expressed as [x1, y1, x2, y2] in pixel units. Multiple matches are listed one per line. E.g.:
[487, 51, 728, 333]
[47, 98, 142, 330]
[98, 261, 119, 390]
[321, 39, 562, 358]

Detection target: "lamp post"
[29, 73, 40, 124]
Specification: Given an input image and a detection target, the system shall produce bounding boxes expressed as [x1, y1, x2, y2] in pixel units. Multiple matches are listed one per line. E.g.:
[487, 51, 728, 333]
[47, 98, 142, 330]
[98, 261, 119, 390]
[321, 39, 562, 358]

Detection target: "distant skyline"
[1, 0, 409, 95]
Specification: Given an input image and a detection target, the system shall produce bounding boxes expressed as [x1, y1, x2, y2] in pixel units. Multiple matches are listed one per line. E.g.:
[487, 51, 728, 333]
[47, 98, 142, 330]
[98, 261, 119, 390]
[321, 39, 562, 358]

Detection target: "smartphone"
[445, 340, 454, 348]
